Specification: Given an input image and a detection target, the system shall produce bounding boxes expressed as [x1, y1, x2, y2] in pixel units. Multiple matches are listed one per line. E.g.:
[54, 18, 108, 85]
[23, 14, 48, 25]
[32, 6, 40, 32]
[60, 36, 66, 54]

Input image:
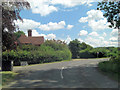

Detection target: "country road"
[3, 58, 118, 88]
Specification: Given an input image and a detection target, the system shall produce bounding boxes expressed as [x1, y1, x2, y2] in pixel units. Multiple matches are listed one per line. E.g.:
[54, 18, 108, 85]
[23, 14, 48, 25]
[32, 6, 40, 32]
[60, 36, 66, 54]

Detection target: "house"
[18, 29, 44, 46]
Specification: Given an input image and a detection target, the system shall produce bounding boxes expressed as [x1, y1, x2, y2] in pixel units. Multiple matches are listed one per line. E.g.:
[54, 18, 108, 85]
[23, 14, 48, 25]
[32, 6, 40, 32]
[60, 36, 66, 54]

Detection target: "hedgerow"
[2, 40, 72, 65]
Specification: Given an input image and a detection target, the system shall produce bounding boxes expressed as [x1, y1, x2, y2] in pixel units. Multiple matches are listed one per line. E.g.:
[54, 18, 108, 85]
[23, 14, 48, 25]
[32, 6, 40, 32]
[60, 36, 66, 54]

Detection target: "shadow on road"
[3, 64, 118, 88]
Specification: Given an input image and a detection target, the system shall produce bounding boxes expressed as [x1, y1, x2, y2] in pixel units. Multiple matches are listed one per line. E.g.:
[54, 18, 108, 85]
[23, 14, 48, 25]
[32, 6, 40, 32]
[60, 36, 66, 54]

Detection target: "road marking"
[61, 67, 65, 79]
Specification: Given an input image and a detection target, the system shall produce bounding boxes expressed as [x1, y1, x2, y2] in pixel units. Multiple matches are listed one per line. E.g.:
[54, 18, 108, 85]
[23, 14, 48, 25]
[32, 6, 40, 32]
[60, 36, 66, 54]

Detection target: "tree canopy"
[14, 31, 25, 39]
[97, 1, 120, 29]
[2, 1, 30, 50]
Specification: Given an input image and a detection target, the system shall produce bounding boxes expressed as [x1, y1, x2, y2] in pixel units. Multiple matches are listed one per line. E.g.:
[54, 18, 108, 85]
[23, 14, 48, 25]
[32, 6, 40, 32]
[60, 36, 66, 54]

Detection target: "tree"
[97, 1, 120, 29]
[14, 31, 25, 39]
[2, 1, 30, 50]
[68, 39, 81, 58]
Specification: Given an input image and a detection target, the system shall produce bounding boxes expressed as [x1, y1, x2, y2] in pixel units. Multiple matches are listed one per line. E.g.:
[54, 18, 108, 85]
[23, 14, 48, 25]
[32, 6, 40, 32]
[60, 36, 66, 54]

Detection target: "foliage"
[98, 56, 119, 81]
[2, 40, 72, 65]
[97, 1, 120, 29]
[68, 39, 93, 58]
[69, 39, 118, 59]
[68, 39, 81, 58]
[79, 49, 96, 58]
[2, 1, 30, 50]
[14, 31, 25, 39]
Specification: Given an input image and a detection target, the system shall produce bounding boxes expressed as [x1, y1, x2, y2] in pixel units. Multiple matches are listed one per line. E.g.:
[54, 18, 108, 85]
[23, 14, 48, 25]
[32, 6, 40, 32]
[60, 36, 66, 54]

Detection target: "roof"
[18, 34, 44, 45]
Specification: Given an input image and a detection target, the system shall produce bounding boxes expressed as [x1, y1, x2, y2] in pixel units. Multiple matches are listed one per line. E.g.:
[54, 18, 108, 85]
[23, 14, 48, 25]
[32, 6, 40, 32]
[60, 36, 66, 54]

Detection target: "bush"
[79, 49, 96, 58]
[98, 56, 119, 73]
[2, 40, 72, 65]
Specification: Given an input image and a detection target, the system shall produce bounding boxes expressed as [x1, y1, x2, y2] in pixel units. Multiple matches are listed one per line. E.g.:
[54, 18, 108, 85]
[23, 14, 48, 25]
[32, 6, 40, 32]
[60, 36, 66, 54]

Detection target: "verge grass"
[0, 71, 18, 86]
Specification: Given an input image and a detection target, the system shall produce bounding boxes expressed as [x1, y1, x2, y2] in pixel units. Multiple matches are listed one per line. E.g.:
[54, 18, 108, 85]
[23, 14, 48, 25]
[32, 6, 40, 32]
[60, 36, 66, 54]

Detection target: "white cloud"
[27, 0, 58, 16]
[109, 37, 118, 42]
[46, 33, 56, 40]
[25, 29, 56, 40]
[51, 0, 95, 7]
[103, 32, 107, 37]
[39, 33, 56, 40]
[27, 0, 95, 16]
[89, 32, 99, 37]
[31, 30, 41, 36]
[99, 37, 104, 40]
[14, 19, 40, 33]
[67, 25, 74, 29]
[79, 17, 88, 23]
[85, 36, 110, 47]
[111, 29, 118, 37]
[65, 35, 72, 44]
[79, 10, 110, 31]
[79, 30, 88, 36]
[109, 41, 118, 47]
[39, 21, 66, 31]
[78, 38, 84, 42]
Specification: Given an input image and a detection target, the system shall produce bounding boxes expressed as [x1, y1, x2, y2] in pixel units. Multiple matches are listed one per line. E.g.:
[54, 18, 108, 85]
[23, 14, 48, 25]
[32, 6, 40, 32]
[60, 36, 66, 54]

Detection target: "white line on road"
[61, 67, 65, 79]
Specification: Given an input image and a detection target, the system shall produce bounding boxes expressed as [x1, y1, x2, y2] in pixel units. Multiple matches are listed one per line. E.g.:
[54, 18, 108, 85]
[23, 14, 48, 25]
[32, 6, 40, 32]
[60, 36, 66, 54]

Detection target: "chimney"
[28, 29, 32, 37]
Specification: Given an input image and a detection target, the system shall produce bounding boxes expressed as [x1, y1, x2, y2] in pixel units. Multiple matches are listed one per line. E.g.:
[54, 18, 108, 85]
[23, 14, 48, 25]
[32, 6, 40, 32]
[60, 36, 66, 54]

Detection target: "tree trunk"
[2, 61, 13, 71]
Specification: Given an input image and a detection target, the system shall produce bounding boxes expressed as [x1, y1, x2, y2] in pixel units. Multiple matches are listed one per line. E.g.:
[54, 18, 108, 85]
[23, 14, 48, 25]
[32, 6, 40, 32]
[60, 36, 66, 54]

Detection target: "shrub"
[98, 56, 119, 73]
[2, 40, 72, 65]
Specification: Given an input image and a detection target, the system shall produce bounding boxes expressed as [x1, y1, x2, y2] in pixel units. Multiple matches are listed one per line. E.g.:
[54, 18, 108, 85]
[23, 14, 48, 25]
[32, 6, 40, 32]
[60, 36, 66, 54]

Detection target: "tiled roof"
[18, 34, 44, 45]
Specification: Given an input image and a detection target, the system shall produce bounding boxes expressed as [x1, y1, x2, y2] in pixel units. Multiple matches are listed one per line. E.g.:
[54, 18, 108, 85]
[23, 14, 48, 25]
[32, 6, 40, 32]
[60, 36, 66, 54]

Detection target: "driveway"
[2, 58, 118, 88]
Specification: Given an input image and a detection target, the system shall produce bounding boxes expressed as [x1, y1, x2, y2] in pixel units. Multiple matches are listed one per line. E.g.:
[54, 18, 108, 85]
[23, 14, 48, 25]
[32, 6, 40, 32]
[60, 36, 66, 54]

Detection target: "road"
[3, 58, 118, 88]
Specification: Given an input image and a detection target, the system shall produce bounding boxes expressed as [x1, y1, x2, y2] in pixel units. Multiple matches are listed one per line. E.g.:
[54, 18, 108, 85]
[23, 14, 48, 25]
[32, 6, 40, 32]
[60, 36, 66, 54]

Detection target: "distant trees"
[68, 39, 93, 58]
[68, 39, 118, 59]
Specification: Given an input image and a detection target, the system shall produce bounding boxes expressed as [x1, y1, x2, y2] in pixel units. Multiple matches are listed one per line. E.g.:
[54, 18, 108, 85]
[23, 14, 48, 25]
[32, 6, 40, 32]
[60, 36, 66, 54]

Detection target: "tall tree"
[2, 1, 30, 50]
[68, 39, 81, 58]
[97, 1, 120, 29]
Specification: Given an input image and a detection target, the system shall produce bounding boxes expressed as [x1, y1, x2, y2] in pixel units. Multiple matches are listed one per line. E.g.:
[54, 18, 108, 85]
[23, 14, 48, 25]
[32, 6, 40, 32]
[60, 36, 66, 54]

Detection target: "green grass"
[0, 71, 18, 86]
[98, 60, 119, 82]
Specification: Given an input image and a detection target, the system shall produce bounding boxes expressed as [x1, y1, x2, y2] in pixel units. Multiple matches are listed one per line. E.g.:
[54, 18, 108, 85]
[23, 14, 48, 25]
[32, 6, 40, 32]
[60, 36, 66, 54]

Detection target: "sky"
[14, 0, 118, 47]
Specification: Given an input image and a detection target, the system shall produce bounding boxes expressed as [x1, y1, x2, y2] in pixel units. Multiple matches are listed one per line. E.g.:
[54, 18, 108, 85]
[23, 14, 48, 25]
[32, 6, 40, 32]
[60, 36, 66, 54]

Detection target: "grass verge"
[14, 59, 71, 67]
[98, 60, 119, 82]
[0, 71, 18, 86]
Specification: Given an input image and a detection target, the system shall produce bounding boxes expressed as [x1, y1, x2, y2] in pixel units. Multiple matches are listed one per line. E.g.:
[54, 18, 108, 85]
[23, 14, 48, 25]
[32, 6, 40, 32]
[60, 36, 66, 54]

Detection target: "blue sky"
[14, 0, 118, 47]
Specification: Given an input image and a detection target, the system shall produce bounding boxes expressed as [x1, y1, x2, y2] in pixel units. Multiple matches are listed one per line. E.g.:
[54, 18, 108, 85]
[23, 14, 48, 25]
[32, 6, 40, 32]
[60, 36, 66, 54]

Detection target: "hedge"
[2, 40, 72, 65]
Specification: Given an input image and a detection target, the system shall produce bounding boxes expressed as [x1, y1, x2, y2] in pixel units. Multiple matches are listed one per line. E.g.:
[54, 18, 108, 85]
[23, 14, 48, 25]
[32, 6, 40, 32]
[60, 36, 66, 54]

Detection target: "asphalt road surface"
[3, 58, 118, 88]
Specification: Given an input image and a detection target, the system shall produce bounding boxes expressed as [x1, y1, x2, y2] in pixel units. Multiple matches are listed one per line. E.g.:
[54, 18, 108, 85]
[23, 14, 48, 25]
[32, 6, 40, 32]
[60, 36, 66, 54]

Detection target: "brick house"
[18, 29, 44, 46]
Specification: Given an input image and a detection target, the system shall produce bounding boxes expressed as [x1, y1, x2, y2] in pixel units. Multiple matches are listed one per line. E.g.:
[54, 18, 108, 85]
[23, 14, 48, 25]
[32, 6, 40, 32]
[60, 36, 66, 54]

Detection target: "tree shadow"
[3, 64, 118, 88]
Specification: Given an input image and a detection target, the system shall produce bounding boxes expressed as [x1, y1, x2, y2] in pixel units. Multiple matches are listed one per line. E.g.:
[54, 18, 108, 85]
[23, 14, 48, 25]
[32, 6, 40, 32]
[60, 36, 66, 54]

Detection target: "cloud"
[103, 32, 107, 37]
[78, 38, 83, 42]
[24, 29, 56, 40]
[99, 37, 104, 40]
[109, 37, 118, 42]
[79, 9, 110, 31]
[51, 0, 95, 7]
[14, 19, 40, 33]
[31, 30, 41, 36]
[39, 21, 66, 31]
[39, 33, 56, 40]
[27, 0, 95, 16]
[65, 35, 72, 44]
[111, 29, 118, 37]
[67, 25, 74, 29]
[79, 30, 88, 36]
[89, 32, 99, 37]
[27, 0, 58, 16]
[85, 36, 110, 47]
